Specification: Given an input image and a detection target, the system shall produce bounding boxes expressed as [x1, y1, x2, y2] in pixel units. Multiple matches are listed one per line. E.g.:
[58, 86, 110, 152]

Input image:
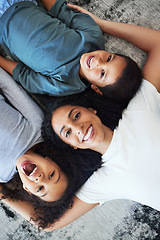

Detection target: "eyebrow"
[60, 108, 76, 136]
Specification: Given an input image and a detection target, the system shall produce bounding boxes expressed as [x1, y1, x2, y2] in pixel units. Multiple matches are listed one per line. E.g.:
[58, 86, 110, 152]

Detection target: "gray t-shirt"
[0, 67, 43, 182]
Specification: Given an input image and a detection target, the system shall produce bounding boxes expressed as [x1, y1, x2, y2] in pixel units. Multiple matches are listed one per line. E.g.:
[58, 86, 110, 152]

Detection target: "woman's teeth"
[83, 125, 93, 141]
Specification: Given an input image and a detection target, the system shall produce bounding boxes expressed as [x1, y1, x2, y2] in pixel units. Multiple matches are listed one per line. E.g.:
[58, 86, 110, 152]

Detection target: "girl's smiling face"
[16, 151, 68, 202]
[79, 50, 127, 87]
[51, 105, 106, 150]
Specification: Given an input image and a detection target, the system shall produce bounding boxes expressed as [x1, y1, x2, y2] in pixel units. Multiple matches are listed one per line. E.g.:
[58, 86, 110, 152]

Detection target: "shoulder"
[126, 79, 160, 112]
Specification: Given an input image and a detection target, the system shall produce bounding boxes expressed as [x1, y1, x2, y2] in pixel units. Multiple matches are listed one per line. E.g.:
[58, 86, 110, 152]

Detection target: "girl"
[0, 0, 141, 102]
[1, 142, 102, 229]
[41, 4, 160, 231]
[0, 67, 103, 229]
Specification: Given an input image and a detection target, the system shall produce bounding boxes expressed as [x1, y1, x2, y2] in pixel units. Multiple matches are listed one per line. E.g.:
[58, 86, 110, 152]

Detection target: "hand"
[67, 4, 102, 26]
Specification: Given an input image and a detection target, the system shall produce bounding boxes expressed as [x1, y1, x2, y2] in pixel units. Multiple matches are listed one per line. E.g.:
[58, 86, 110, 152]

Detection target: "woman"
[41, 5, 160, 231]
[0, 0, 141, 102]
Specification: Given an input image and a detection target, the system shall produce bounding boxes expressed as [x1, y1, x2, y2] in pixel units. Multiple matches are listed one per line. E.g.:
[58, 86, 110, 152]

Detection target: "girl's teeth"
[84, 126, 93, 141]
[30, 167, 37, 176]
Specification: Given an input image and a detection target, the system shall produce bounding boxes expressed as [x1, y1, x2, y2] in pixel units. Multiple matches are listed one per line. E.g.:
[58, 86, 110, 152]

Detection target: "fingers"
[67, 4, 87, 13]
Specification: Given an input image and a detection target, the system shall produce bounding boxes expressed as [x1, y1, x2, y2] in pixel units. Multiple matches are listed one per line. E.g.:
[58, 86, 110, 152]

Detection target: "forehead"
[51, 105, 91, 129]
[52, 105, 75, 128]
[52, 105, 87, 119]
[52, 105, 75, 121]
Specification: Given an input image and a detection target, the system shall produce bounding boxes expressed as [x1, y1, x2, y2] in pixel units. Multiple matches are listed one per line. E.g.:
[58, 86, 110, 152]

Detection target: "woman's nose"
[73, 124, 83, 136]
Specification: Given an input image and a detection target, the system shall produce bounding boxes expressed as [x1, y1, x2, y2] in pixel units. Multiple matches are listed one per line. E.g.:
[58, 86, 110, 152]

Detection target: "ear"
[70, 145, 77, 150]
[23, 186, 32, 195]
[91, 84, 103, 96]
[88, 108, 97, 115]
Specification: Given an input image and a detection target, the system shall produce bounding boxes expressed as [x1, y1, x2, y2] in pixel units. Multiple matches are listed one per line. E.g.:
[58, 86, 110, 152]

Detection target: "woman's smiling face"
[51, 105, 105, 150]
[16, 151, 68, 202]
[79, 50, 127, 87]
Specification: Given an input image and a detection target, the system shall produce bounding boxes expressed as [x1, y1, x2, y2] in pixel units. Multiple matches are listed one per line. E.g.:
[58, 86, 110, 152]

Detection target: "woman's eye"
[101, 70, 105, 78]
[75, 112, 80, 120]
[37, 186, 43, 193]
[65, 129, 71, 138]
[107, 56, 111, 62]
[49, 171, 55, 179]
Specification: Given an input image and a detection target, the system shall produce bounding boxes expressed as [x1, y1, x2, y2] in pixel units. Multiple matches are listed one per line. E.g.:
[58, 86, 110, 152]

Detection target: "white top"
[76, 80, 160, 211]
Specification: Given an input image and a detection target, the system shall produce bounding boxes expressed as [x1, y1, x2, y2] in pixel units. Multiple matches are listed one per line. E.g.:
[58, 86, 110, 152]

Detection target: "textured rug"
[1, 0, 160, 239]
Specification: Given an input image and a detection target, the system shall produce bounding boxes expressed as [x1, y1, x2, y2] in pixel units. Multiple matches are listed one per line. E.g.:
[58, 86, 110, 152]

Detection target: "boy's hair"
[98, 54, 142, 103]
[0, 142, 102, 229]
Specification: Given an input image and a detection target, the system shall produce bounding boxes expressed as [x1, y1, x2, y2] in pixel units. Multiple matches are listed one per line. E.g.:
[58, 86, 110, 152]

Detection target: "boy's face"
[79, 50, 127, 87]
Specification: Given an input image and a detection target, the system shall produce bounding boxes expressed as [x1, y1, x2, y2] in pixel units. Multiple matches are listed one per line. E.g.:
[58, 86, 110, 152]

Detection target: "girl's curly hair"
[1, 142, 102, 229]
[41, 87, 126, 151]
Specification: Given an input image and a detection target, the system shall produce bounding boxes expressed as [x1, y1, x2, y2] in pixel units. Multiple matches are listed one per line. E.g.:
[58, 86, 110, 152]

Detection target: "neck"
[91, 125, 113, 155]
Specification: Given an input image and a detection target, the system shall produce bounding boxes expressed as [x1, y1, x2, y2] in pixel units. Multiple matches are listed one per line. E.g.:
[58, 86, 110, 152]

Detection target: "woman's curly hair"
[1, 142, 102, 229]
[41, 87, 126, 151]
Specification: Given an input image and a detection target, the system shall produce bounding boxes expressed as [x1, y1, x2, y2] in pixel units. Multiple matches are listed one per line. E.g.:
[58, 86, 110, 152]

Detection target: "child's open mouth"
[21, 161, 37, 177]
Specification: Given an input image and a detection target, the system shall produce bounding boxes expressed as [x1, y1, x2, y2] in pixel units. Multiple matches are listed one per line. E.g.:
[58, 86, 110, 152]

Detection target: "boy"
[0, 0, 141, 101]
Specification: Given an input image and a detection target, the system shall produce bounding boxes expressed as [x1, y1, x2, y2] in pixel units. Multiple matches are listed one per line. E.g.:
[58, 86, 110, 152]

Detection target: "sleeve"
[76, 170, 108, 205]
[13, 63, 86, 97]
[0, 67, 43, 126]
[13, 62, 64, 96]
[126, 79, 160, 113]
[49, 0, 102, 35]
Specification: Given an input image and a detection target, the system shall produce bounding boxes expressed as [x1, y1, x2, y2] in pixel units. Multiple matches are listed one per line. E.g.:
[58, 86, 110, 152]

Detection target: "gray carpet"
[1, 0, 160, 239]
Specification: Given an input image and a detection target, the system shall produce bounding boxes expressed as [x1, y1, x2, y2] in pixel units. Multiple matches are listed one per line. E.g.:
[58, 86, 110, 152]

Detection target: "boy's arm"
[0, 56, 18, 75]
[40, 0, 57, 10]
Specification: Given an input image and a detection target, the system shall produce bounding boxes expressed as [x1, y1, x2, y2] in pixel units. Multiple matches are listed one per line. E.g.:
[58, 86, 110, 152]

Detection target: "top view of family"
[0, 0, 160, 233]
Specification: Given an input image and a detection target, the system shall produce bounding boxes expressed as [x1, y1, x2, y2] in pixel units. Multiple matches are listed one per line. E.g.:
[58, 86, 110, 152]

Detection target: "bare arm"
[45, 196, 98, 231]
[67, 4, 160, 92]
[2, 195, 97, 231]
[0, 185, 35, 224]
[98, 21, 160, 91]
[40, 0, 57, 11]
[1, 198, 35, 223]
[0, 56, 18, 75]
[0, 183, 97, 231]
